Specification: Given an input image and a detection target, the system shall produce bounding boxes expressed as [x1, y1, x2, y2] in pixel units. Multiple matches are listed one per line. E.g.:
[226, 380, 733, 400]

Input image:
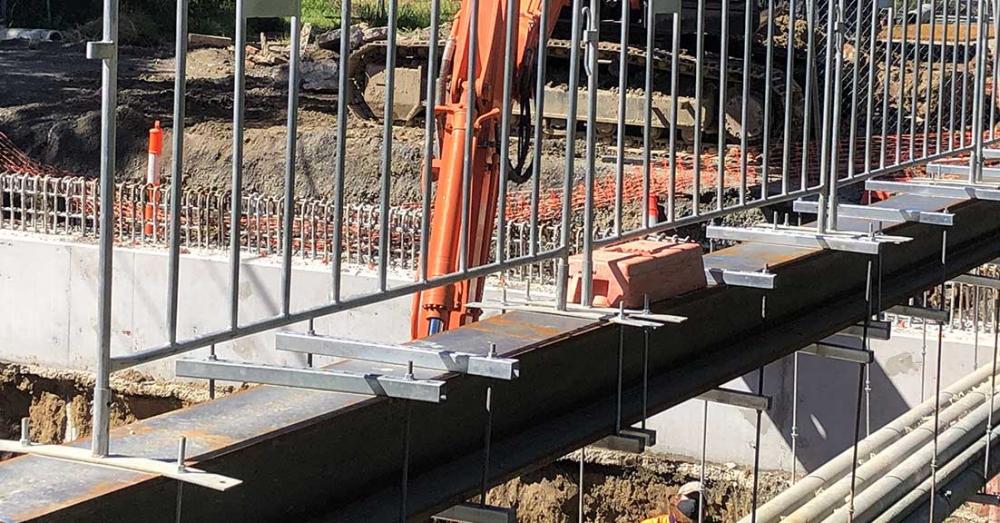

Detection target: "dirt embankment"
[0, 362, 226, 458]
[0, 41, 587, 206]
[487, 448, 785, 523]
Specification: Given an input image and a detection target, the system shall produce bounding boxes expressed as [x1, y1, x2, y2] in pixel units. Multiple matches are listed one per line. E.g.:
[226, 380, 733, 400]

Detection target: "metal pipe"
[692, 0, 706, 214]
[801, 0, 816, 190]
[738, 0, 754, 205]
[580, 0, 599, 306]
[377, 0, 398, 290]
[420, 0, 440, 281]
[495, 0, 518, 264]
[881, 7, 895, 168]
[937, 0, 948, 153]
[529, 0, 548, 256]
[827, 0, 846, 227]
[781, 0, 797, 194]
[555, 0, 585, 310]
[717, 0, 730, 212]
[922, 0, 935, 158]
[330, 0, 351, 300]
[698, 400, 708, 523]
[639, 0, 653, 229]
[792, 382, 994, 522]
[790, 352, 800, 484]
[92, 0, 119, 458]
[949, 0, 960, 150]
[613, 0, 629, 235]
[847, 0, 863, 178]
[961, 0, 974, 150]
[759, 0, 774, 201]
[228, 0, 247, 330]
[281, 14, 302, 315]
[816, 0, 837, 233]
[166, 0, 188, 344]
[910, 0, 923, 161]
[667, 12, 679, 222]
[896, 1, 909, 163]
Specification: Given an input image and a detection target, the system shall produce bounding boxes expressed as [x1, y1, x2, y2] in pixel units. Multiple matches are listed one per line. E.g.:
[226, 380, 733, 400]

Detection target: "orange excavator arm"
[410, 0, 569, 338]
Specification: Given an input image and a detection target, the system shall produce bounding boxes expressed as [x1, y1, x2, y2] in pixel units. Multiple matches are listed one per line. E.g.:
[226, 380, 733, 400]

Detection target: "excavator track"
[347, 35, 804, 144]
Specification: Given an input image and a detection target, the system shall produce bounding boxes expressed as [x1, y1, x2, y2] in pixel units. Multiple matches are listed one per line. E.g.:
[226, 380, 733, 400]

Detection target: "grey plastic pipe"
[744, 361, 1000, 523]
[784, 381, 990, 522]
[874, 424, 1000, 523]
[827, 387, 1000, 522]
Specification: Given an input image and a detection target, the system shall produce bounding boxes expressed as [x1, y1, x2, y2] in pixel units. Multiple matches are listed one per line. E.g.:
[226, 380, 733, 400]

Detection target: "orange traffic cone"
[144, 121, 163, 236]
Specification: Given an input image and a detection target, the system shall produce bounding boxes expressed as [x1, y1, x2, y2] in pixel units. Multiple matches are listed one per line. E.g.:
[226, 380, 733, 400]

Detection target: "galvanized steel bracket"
[85, 40, 116, 60]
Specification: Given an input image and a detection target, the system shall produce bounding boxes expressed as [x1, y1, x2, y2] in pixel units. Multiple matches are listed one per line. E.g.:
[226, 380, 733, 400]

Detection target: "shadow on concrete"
[746, 346, 913, 472]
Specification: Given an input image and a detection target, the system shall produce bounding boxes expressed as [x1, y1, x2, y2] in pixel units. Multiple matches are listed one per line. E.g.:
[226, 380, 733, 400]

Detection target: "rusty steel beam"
[0, 196, 997, 522]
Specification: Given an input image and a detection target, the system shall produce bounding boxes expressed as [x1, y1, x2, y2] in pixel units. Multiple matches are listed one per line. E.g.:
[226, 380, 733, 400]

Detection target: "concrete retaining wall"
[0, 230, 987, 473]
[0, 230, 415, 377]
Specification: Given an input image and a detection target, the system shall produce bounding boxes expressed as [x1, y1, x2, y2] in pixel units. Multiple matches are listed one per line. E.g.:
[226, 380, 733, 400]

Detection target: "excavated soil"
[487, 448, 785, 523]
[0, 40, 598, 206]
[0, 362, 229, 459]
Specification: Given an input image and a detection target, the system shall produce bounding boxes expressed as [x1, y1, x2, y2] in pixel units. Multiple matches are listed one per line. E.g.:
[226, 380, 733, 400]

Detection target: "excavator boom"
[410, 0, 568, 338]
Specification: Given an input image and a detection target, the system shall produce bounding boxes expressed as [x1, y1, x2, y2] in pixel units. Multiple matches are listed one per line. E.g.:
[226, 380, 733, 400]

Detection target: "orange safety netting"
[0, 131, 70, 177]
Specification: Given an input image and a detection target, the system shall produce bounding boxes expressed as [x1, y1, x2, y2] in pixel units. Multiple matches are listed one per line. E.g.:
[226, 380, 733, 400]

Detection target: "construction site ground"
[0, 361, 786, 522]
[0, 38, 771, 232]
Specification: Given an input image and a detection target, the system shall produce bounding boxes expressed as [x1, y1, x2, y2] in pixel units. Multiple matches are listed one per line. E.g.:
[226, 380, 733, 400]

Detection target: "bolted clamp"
[86, 40, 116, 61]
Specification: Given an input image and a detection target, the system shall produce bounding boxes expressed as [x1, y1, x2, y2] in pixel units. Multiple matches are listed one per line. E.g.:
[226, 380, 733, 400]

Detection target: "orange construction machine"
[410, 0, 565, 338]
[410, 0, 723, 338]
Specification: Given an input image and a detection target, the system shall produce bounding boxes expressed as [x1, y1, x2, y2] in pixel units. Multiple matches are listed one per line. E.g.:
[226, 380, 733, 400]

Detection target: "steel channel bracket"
[619, 427, 657, 446]
[885, 304, 951, 324]
[704, 267, 777, 289]
[591, 432, 647, 454]
[925, 162, 977, 177]
[706, 225, 911, 255]
[865, 178, 1000, 201]
[697, 387, 771, 411]
[0, 440, 241, 491]
[969, 493, 1000, 506]
[926, 162, 1000, 181]
[954, 273, 1000, 289]
[433, 503, 516, 523]
[792, 200, 955, 226]
[800, 332, 875, 364]
[85, 40, 115, 60]
[274, 332, 519, 381]
[175, 358, 447, 403]
[465, 300, 686, 329]
[840, 320, 892, 341]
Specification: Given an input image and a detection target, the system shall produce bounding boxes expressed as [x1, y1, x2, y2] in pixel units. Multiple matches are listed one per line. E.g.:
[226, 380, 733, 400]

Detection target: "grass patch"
[302, 0, 459, 32]
[7, 0, 456, 45]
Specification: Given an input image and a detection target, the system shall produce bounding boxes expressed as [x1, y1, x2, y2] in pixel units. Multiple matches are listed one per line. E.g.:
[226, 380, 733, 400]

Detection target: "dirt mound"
[486, 449, 786, 523]
[0, 363, 227, 459]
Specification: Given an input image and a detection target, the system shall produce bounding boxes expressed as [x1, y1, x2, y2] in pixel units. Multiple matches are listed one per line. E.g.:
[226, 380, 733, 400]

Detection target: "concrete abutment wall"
[0, 230, 982, 474]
